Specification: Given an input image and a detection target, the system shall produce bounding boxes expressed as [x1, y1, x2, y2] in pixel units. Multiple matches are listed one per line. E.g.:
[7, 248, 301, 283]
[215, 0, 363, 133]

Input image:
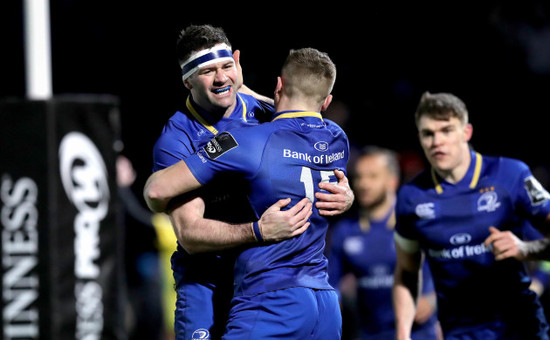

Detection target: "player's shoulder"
[323, 118, 346, 135]
[237, 93, 274, 122]
[396, 170, 433, 206]
[482, 153, 530, 177]
[154, 112, 194, 146]
[399, 169, 433, 194]
[214, 124, 273, 154]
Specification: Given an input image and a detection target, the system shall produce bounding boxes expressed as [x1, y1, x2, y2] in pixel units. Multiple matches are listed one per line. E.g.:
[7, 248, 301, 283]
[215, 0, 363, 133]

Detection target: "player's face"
[187, 59, 239, 114]
[417, 116, 471, 173]
[353, 155, 395, 209]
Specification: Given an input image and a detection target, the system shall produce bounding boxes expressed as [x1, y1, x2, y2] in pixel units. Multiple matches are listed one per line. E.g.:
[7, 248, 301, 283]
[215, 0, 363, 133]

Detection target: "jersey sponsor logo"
[450, 233, 472, 245]
[343, 236, 363, 255]
[415, 202, 435, 219]
[192, 328, 210, 339]
[203, 132, 238, 160]
[359, 265, 393, 289]
[477, 190, 501, 212]
[314, 141, 329, 152]
[524, 175, 550, 205]
[283, 148, 345, 165]
[428, 241, 490, 260]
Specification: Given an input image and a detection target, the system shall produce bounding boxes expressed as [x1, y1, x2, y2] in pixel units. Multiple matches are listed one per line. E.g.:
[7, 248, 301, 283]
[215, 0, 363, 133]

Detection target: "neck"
[190, 95, 237, 124]
[361, 195, 395, 221]
[275, 96, 320, 113]
[436, 147, 472, 184]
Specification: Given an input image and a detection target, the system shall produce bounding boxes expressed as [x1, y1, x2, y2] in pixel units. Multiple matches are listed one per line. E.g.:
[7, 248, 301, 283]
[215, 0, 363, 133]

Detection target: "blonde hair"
[281, 48, 336, 107]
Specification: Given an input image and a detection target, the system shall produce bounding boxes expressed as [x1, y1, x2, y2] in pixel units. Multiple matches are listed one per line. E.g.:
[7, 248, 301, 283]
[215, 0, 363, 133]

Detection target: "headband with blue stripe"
[180, 43, 233, 80]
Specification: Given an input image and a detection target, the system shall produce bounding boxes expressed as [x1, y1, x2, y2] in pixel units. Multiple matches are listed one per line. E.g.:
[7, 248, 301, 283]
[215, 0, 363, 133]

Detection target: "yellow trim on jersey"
[186, 96, 218, 135]
[470, 152, 482, 189]
[239, 95, 248, 122]
[186, 95, 248, 136]
[431, 168, 444, 194]
[271, 111, 323, 121]
[431, 152, 483, 194]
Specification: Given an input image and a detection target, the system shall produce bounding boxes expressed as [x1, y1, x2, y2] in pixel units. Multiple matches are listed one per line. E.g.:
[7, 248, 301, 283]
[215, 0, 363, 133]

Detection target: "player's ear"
[183, 77, 192, 90]
[463, 123, 473, 142]
[274, 77, 283, 102]
[321, 94, 333, 112]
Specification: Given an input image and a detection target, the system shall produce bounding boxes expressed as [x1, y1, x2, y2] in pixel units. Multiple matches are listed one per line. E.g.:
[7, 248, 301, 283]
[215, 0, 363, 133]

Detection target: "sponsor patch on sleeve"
[524, 175, 550, 205]
[202, 132, 238, 159]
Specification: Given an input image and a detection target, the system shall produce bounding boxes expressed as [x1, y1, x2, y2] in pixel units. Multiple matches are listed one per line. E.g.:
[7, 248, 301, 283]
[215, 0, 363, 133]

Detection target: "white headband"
[180, 43, 233, 81]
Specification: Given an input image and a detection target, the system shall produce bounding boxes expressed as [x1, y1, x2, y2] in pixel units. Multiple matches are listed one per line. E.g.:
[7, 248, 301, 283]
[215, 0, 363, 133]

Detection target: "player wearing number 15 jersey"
[145, 48, 349, 339]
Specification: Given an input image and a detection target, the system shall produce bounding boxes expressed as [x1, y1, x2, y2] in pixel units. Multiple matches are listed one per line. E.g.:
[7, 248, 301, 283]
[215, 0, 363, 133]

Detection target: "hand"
[116, 155, 136, 187]
[258, 198, 313, 242]
[233, 50, 244, 92]
[315, 170, 354, 216]
[484, 226, 527, 261]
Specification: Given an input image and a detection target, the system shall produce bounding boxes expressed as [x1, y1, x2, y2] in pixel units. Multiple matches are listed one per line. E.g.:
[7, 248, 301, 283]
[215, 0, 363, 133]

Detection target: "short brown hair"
[415, 92, 468, 127]
[176, 24, 231, 66]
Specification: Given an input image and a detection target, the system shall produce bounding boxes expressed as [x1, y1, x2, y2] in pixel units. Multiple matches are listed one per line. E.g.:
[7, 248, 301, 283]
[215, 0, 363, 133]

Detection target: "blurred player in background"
[145, 47, 350, 339]
[393, 91, 550, 340]
[327, 145, 441, 340]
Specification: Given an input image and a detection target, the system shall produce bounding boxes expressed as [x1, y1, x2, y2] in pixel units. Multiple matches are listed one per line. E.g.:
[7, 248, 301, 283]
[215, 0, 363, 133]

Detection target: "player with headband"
[150, 25, 354, 339]
[180, 43, 234, 81]
[146, 46, 348, 340]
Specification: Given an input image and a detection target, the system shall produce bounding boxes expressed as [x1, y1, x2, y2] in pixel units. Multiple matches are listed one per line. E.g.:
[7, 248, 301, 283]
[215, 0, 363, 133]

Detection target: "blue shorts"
[173, 278, 232, 340]
[222, 287, 342, 339]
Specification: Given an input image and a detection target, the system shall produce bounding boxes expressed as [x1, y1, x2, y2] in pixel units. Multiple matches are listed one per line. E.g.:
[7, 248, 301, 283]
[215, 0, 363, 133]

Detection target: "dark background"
[1, 2, 550, 339]
[2, 1, 550, 184]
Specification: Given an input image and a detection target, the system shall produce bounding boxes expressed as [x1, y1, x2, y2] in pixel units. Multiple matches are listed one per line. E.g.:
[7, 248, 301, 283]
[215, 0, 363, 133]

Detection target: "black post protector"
[0, 95, 126, 340]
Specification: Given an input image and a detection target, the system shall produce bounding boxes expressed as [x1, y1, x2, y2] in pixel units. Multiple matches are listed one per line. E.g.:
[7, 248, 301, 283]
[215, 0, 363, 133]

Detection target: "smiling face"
[184, 57, 239, 116]
[417, 115, 473, 181]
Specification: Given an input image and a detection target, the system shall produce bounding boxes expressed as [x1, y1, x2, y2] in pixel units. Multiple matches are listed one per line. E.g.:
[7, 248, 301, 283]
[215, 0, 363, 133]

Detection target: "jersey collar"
[186, 94, 248, 135]
[431, 150, 483, 194]
[360, 202, 396, 232]
[271, 110, 323, 122]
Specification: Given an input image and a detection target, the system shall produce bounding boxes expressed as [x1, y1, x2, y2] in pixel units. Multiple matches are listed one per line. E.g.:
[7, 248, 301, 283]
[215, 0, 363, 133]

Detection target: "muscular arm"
[145, 160, 313, 253]
[393, 238, 423, 340]
[144, 159, 202, 213]
[169, 196, 312, 254]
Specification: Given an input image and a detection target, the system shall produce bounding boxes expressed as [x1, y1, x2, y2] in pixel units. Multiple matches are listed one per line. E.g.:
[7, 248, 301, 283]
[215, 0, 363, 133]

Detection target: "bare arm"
[144, 159, 313, 253]
[170, 196, 312, 254]
[414, 291, 437, 324]
[393, 239, 423, 340]
[144, 160, 200, 213]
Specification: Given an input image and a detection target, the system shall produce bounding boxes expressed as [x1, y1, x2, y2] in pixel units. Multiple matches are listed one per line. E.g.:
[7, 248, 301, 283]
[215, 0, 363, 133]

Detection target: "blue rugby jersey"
[395, 150, 550, 337]
[327, 209, 439, 340]
[183, 110, 350, 296]
[152, 93, 274, 275]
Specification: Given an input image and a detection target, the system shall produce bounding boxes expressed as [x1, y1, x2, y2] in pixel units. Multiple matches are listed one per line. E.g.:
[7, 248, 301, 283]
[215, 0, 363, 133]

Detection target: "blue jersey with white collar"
[395, 150, 550, 338]
[184, 110, 350, 296]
